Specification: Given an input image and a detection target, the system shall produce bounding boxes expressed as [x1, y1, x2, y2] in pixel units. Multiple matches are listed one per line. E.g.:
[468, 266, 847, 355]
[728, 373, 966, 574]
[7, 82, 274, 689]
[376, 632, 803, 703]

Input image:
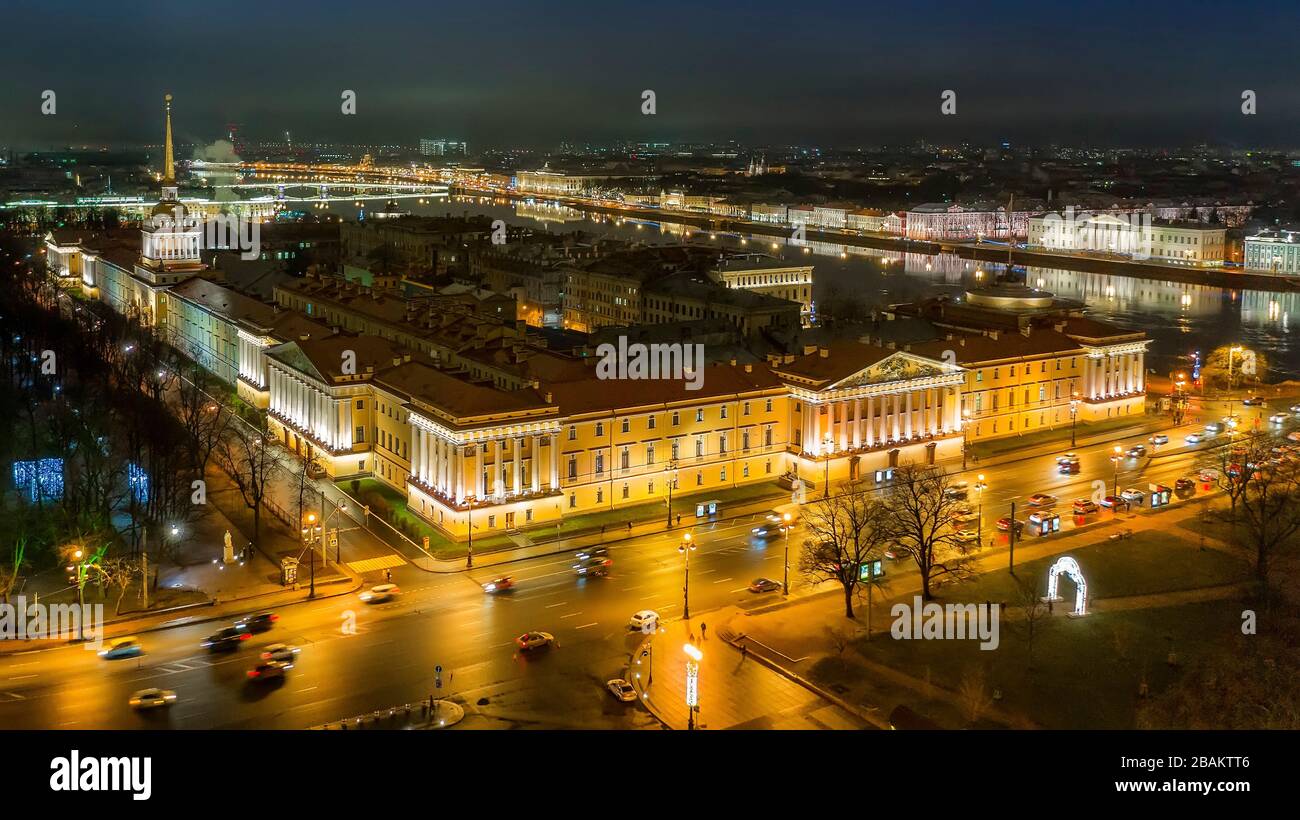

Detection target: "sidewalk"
[632, 611, 872, 730]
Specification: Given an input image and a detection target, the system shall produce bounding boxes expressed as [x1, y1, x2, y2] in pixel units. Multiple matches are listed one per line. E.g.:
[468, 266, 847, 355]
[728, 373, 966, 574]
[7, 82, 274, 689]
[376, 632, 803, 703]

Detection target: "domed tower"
[140, 93, 203, 273]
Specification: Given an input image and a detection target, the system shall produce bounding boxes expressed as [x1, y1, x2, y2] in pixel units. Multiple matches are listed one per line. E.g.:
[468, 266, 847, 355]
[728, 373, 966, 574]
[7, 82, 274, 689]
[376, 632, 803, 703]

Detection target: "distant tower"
[141, 93, 202, 273]
[161, 93, 178, 200]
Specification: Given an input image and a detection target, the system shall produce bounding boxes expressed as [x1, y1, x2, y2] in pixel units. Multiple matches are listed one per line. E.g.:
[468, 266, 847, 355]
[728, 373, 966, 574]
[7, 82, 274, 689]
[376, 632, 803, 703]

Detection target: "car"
[1242, 396, 1266, 407]
[1149, 434, 1169, 445]
[516, 631, 555, 651]
[1055, 452, 1079, 465]
[574, 546, 608, 561]
[1026, 493, 1057, 507]
[749, 577, 782, 593]
[574, 557, 612, 577]
[607, 679, 637, 702]
[1058, 458, 1081, 474]
[951, 503, 975, 517]
[128, 688, 176, 710]
[1072, 499, 1099, 515]
[1270, 412, 1289, 424]
[751, 521, 783, 539]
[996, 517, 1023, 534]
[1197, 469, 1220, 483]
[1175, 478, 1197, 495]
[1205, 422, 1226, 434]
[1127, 445, 1147, 459]
[1185, 433, 1204, 444]
[483, 576, 513, 593]
[944, 482, 969, 500]
[260, 643, 300, 663]
[234, 612, 278, 633]
[884, 543, 912, 560]
[628, 610, 659, 632]
[202, 627, 250, 652]
[1121, 487, 1146, 505]
[247, 660, 292, 681]
[1222, 414, 1242, 426]
[1290, 404, 1300, 414]
[952, 508, 979, 523]
[952, 529, 979, 544]
[359, 583, 400, 603]
[1100, 496, 1131, 511]
[99, 637, 143, 660]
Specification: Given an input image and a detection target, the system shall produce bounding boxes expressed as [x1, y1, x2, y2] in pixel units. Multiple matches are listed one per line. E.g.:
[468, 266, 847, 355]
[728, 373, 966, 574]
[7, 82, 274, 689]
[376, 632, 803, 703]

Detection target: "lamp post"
[664, 459, 678, 527]
[684, 642, 702, 730]
[1069, 392, 1079, 448]
[68, 549, 86, 641]
[678, 532, 695, 619]
[781, 512, 792, 596]
[962, 408, 971, 470]
[466, 498, 475, 569]
[823, 434, 833, 499]
[1110, 445, 1123, 500]
[303, 512, 319, 598]
[974, 474, 986, 545]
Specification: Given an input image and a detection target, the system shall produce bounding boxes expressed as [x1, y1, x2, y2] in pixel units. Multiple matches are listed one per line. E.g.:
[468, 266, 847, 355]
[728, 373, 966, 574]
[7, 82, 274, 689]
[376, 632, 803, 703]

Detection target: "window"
[647, 416, 656, 430]
[672, 411, 680, 426]
[695, 408, 704, 423]
[596, 488, 603, 503]
[720, 406, 729, 420]
[355, 427, 365, 442]
[569, 493, 576, 509]
[1038, 386, 1046, 402]
[695, 438, 704, 457]
[671, 440, 680, 459]
[621, 447, 630, 470]
[647, 443, 655, 464]
[622, 484, 629, 500]
[525, 509, 533, 523]
[355, 399, 364, 409]
[742, 430, 750, 450]
[621, 418, 630, 434]
[765, 459, 772, 474]
[595, 452, 604, 475]
[358, 459, 365, 471]
[765, 426, 773, 447]
[696, 471, 703, 486]
[993, 368, 999, 379]
[488, 515, 496, 528]
[720, 467, 727, 482]
[743, 463, 749, 478]
[976, 371, 984, 383]
[595, 422, 604, 437]
[719, 433, 728, 454]
[568, 456, 577, 480]
[743, 401, 751, 416]
[568, 425, 577, 441]
[765, 399, 773, 412]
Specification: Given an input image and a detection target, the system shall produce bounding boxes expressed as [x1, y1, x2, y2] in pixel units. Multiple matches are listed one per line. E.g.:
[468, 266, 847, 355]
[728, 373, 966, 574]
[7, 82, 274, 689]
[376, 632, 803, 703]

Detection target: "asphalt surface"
[0, 392, 1286, 729]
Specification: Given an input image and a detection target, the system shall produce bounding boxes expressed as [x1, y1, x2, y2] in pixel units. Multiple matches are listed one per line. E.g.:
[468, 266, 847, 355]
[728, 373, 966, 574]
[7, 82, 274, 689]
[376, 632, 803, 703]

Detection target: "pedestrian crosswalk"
[153, 657, 216, 675]
[347, 554, 407, 574]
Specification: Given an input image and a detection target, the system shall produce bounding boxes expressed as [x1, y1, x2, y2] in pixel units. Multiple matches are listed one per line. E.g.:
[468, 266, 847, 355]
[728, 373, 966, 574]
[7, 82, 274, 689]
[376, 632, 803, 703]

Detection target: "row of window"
[567, 399, 777, 440]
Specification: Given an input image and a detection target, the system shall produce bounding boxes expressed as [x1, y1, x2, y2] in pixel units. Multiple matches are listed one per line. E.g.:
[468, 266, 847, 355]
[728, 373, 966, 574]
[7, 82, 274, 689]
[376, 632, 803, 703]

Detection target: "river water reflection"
[329, 194, 1300, 379]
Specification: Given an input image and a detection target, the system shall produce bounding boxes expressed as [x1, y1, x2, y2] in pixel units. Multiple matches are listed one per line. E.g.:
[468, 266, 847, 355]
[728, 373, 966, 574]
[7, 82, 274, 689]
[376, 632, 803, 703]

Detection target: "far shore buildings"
[1243, 228, 1300, 275]
[1028, 212, 1227, 267]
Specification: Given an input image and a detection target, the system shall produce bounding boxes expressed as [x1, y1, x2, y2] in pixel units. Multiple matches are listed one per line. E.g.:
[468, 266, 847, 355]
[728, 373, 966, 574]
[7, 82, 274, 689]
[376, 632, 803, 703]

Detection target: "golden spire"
[163, 93, 175, 184]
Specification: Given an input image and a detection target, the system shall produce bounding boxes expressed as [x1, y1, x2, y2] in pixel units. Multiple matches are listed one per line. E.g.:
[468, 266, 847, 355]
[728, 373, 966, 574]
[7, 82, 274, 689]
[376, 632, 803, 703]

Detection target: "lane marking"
[575, 623, 598, 630]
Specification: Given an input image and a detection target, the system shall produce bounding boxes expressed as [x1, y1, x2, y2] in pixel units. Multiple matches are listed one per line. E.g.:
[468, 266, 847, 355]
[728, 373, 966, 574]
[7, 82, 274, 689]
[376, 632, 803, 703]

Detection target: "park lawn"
[340, 478, 513, 557]
[941, 529, 1250, 605]
[851, 598, 1247, 729]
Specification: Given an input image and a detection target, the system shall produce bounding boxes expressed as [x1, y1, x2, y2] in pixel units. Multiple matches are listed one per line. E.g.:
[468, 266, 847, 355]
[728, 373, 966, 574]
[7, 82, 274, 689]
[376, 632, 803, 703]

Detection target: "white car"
[1149, 434, 1169, 445]
[628, 610, 659, 632]
[1121, 487, 1146, 505]
[607, 679, 637, 702]
[1185, 433, 1203, 444]
[359, 583, 400, 603]
[1270, 413, 1289, 425]
[128, 688, 177, 710]
[1055, 452, 1079, 465]
[1026, 493, 1057, 507]
[260, 643, 300, 663]
[516, 631, 555, 651]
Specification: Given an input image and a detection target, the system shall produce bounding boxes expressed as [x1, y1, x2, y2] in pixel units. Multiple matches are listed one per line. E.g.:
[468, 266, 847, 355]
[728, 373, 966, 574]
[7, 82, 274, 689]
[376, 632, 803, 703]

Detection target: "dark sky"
[4, 0, 1300, 150]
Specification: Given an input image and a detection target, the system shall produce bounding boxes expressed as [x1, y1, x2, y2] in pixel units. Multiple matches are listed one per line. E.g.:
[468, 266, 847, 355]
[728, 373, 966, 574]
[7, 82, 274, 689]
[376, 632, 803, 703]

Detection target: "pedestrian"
[741, 643, 748, 660]
[601, 524, 606, 537]
[627, 521, 633, 534]
[676, 514, 681, 526]
[385, 569, 392, 583]
[700, 622, 707, 640]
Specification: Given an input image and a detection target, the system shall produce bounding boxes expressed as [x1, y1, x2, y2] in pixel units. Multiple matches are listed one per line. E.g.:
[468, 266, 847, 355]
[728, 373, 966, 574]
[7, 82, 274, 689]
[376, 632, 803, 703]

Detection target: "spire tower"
[163, 93, 175, 184]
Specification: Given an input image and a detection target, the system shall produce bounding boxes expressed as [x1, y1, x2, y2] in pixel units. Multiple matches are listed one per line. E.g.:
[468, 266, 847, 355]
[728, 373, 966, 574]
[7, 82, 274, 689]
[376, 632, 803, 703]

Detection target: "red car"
[996, 517, 1023, 534]
[483, 577, 513, 593]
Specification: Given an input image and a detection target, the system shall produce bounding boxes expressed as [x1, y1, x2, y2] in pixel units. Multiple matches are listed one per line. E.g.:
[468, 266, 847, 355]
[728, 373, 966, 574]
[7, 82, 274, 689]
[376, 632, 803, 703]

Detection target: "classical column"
[1136, 352, 1145, 393]
[455, 445, 464, 502]
[905, 390, 914, 439]
[512, 437, 523, 496]
[530, 435, 541, 493]
[891, 393, 901, 441]
[812, 402, 823, 453]
[410, 425, 422, 480]
[852, 398, 862, 449]
[865, 396, 875, 447]
[550, 432, 560, 489]
[837, 401, 848, 450]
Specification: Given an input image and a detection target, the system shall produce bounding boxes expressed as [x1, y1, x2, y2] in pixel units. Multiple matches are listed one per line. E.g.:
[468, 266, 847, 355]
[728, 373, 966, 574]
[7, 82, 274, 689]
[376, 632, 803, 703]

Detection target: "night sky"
[4, 0, 1300, 150]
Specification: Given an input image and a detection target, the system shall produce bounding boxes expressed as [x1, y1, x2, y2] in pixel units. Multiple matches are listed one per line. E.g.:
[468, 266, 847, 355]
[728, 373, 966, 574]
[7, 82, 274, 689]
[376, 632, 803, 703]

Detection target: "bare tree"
[958, 665, 994, 726]
[799, 481, 892, 618]
[215, 424, 279, 548]
[1218, 432, 1300, 588]
[93, 557, 141, 615]
[1008, 573, 1051, 671]
[884, 463, 972, 600]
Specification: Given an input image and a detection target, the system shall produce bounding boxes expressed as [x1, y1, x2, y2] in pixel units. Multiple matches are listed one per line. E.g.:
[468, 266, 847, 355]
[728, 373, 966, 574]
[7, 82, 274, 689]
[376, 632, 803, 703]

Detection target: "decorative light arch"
[1046, 556, 1088, 616]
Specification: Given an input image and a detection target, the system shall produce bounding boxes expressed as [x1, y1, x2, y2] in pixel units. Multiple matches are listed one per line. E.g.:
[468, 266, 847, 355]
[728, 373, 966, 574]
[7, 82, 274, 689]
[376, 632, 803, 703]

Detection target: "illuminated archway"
[1045, 556, 1087, 616]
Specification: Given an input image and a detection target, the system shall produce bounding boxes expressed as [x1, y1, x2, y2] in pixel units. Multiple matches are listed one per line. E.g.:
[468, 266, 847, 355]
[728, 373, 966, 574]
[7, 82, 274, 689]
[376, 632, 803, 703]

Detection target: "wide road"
[0, 395, 1289, 729]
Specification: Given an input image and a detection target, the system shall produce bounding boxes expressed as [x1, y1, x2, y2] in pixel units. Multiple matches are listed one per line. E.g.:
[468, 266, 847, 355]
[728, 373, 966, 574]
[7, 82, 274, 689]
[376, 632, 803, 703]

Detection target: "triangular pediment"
[267, 341, 328, 384]
[830, 352, 950, 389]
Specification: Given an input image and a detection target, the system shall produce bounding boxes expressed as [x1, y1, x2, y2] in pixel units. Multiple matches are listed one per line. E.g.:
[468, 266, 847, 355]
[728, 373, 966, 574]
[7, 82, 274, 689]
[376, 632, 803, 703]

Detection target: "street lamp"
[1110, 445, 1123, 500]
[678, 532, 696, 619]
[664, 459, 678, 527]
[962, 408, 972, 470]
[823, 434, 834, 498]
[1069, 392, 1079, 448]
[974, 474, 986, 546]
[684, 642, 702, 730]
[781, 512, 793, 596]
[303, 512, 319, 597]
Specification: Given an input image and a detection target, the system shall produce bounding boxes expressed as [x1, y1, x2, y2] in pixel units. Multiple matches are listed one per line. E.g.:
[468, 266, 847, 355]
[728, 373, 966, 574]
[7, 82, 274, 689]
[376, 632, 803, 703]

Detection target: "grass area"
[812, 529, 1251, 728]
[850, 599, 1245, 729]
[339, 478, 514, 558]
[945, 529, 1250, 604]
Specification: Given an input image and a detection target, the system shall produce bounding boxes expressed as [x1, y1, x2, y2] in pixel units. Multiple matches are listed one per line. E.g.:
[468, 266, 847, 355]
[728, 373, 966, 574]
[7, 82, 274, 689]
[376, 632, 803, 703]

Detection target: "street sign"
[329, 530, 338, 548]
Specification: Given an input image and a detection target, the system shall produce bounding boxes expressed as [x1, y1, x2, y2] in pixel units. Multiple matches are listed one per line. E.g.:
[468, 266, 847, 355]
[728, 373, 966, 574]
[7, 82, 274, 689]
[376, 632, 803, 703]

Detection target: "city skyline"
[6, 0, 1300, 150]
